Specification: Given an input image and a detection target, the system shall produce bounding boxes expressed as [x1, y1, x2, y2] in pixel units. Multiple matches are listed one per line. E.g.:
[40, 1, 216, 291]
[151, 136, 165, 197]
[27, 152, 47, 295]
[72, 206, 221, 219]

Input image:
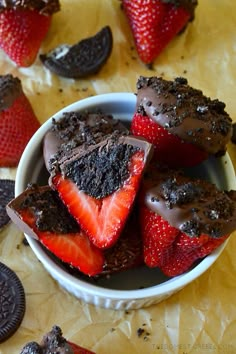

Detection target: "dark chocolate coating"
[0, 262, 25, 343]
[136, 76, 233, 156]
[0, 74, 22, 111]
[40, 26, 113, 78]
[161, 0, 198, 20]
[0, 0, 60, 15]
[143, 165, 236, 238]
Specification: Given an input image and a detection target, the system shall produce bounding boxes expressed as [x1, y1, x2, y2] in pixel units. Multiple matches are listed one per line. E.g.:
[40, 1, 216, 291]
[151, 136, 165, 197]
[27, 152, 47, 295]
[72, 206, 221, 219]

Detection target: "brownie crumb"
[64, 142, 138, 199]
[137, 328, 145, 337]
[21, 186, 79, 234]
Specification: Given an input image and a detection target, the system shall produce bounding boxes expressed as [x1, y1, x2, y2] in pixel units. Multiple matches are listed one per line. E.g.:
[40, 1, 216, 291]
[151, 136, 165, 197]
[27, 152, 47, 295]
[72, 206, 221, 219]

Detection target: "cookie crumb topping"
[136, 76, 232, 156]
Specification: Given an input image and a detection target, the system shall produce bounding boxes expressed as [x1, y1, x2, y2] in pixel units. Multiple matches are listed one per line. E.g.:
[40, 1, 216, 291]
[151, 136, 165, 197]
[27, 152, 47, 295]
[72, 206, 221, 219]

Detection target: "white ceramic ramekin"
[15, 93, 236, 310]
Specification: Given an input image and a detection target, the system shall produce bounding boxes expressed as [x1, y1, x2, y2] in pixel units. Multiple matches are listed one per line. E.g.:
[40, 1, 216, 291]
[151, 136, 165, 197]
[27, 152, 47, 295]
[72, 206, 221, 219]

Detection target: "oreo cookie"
[0, 179, 15, 229]
[0, 262, 26, 343]
[40, 26, 113, 78]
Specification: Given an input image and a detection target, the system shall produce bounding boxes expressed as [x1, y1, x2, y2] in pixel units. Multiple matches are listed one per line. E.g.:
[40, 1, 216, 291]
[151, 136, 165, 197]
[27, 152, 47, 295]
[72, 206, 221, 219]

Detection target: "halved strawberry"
[131, 112, 208, 167]
[0, 1, 60, 67]
[0, 74, 40, 167]
[122, 0, 197, 66]
[52, 149, 147, 249]
[68, 341, 96, 354]
[7, 185, 104, 276]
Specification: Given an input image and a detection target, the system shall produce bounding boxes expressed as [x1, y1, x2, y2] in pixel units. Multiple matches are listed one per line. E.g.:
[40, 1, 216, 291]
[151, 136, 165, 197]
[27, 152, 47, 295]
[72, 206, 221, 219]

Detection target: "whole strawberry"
[0, 0, 60, 67]
[121, 0, 198, 66]
[0, 74, 40, 167]
[139, 165, 236, 276]
[131, 76, 232, 168]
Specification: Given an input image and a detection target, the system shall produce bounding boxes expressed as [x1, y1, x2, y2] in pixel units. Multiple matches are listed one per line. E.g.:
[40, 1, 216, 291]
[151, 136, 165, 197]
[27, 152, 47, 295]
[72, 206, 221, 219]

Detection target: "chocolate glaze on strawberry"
[136, 76, 233, 156]
[44, 111, 128, 172]
[54, 134, 152, 199]
[143, 166, 236, 238]
[0, 74, 22, 110]
[0, 0, 60, 15]
[161, 0, 198, 20]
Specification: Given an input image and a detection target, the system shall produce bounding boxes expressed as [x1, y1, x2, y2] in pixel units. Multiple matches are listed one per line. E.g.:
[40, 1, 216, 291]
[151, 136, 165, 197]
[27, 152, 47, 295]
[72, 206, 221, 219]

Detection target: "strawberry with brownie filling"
[121, 0, 197, 67]
[0, 0, 60, 67]
[131, 76, 233, 167]
[7, 185, 104, 277]
[139, 165, 236, 276]
[50, 134, 153, 249]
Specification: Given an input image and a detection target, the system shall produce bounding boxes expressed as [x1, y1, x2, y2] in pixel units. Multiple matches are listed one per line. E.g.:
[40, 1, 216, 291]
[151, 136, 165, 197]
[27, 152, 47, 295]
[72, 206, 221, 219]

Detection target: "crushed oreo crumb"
[64, 142, 138, 199]
[20, 186, 79, 233]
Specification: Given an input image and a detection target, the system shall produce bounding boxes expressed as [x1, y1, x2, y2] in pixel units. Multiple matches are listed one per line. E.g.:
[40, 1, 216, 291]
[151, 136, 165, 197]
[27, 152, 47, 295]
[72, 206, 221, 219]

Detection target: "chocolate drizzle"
[136, 76, 233, 156]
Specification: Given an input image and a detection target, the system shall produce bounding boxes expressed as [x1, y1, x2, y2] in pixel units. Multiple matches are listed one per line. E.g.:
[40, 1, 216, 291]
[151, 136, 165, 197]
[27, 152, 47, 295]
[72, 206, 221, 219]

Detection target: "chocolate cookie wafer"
[0, 179, 15, 229]
[0, 262, 26, 343]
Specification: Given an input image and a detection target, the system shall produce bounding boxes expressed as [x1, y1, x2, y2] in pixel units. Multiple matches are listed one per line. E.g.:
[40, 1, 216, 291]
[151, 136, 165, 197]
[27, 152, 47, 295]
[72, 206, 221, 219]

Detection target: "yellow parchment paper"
[0, 1, 236, 353]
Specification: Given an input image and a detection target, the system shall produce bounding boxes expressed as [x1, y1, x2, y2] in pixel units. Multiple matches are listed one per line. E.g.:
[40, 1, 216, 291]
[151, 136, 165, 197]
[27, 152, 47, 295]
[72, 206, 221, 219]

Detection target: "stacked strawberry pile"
[7, 78, 236, 278]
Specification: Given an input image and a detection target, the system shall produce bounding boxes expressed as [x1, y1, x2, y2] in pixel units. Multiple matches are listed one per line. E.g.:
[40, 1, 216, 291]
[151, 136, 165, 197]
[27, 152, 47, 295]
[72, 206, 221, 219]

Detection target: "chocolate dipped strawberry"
[0, 74, 40, 167]
[121, 0, 198, 67]
[139, 164, 236, 276]
[0, 0, 60, 67]
[131, 76, 233, 167]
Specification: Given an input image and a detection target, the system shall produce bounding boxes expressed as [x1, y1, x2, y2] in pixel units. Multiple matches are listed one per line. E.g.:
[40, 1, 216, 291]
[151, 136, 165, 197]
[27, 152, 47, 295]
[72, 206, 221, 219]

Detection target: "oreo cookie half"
[40, 26, 113, 78]
[0, 262, 26, 343]
[0, 179, 15, 229]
